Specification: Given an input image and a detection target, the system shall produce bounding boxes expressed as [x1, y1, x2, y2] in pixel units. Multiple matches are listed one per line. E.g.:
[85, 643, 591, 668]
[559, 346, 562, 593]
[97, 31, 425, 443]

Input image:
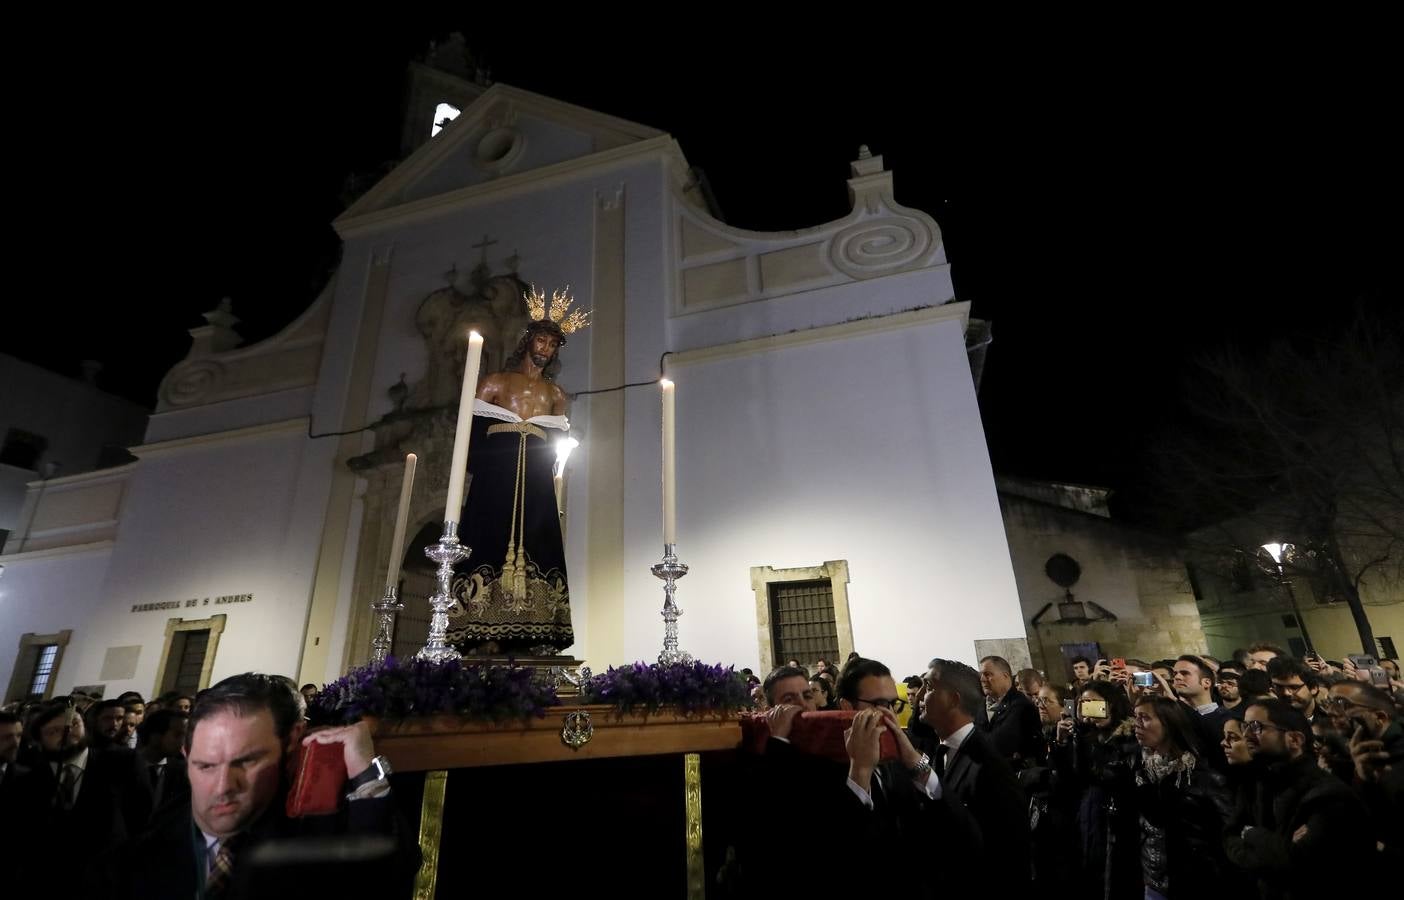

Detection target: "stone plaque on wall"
[974, 637, 1032, 673]
[99, 645, 142, 681]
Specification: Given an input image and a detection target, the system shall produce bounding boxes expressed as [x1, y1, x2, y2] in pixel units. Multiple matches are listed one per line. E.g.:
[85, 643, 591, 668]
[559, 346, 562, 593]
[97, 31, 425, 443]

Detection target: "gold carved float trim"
[413, 770, 448, 900]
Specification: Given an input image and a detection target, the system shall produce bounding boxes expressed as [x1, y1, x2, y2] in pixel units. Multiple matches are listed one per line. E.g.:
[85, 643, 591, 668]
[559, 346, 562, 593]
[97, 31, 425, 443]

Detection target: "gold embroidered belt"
[487, 422, 546, 440]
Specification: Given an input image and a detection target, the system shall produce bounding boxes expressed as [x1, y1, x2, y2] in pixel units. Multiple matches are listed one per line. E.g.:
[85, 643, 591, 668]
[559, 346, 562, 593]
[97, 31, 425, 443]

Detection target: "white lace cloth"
[473, 399, 569, 431]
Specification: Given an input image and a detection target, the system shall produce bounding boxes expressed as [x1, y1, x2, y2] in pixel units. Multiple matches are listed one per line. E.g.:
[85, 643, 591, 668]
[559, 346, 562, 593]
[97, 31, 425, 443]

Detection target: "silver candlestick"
[651, 543, 692, 665]
[416, 521, 470, 662]
[369, 584, 403, 664]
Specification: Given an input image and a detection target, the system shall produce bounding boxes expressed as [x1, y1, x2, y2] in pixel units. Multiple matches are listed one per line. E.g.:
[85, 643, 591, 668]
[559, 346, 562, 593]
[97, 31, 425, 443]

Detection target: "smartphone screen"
[1079, 699, 1108, 719]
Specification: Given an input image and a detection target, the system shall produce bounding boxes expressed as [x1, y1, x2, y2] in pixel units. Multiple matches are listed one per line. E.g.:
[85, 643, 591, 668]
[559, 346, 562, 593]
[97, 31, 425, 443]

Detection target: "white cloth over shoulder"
[473, 398, 569, 432]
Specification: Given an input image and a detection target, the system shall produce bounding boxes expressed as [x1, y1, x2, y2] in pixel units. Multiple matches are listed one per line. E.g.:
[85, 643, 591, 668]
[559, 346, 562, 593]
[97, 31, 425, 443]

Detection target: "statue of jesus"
[446, 287, 588, 656]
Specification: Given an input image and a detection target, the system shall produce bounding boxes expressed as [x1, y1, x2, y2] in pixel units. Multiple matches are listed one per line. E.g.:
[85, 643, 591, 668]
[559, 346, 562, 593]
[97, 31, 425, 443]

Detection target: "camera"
[1132, 671, 1156, 688]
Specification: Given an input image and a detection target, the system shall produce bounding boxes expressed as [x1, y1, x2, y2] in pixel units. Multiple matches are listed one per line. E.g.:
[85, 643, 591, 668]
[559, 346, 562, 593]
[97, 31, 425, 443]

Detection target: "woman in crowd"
[1050, 680, 1142, 898]
[1132, 695, 1233, 899]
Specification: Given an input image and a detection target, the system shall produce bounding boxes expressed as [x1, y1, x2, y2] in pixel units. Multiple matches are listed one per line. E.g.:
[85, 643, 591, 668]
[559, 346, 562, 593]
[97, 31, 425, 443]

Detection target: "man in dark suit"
[7, 701, 153, 891]
[122, 672, 418, 900]
[842, 657, 1029, 896]
[918, 658, 1030, 894]
[136, 708, 191, 817]
[979, 655, 1043, 767]
[0, 710, 25, 790]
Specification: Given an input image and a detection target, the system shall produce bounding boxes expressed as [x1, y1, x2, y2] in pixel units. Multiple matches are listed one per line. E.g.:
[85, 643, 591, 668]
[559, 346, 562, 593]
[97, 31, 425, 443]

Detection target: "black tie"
[934, 744, 949, 779]
[871, 765, 888, 809]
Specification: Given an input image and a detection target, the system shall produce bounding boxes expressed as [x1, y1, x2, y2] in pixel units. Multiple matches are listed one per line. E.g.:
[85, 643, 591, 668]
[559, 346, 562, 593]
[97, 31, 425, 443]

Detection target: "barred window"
[768, 579, 838, 668]
[27, 645, 58, 699]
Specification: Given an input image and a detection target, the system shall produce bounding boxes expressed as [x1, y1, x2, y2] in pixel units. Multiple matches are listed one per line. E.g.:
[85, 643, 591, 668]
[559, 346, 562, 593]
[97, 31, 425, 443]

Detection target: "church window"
[431, 102, 461, 137]
[26, 644, 58, 699]
[5, 630, 71, 704]
[768, 579, 838, 668]
[162, 629, 210, 697]
[751, 562, 852, 674]
[155, 615, 226, 696]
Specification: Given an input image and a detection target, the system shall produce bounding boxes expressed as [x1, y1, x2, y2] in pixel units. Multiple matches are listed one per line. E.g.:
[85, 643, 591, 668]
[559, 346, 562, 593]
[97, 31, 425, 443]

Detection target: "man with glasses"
[1331, 683, 1404, 863]
[842, 657, 1028, 894]
[1226, 699, 1375, 896]
[1267, 657, 1324, 721]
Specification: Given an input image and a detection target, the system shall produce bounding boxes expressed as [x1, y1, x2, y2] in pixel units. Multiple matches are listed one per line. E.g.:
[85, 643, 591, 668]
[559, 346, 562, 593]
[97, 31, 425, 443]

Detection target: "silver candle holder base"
[416, 520, 470, 663]
[370, 584, 403, 664]
[651, 543, 692, 665]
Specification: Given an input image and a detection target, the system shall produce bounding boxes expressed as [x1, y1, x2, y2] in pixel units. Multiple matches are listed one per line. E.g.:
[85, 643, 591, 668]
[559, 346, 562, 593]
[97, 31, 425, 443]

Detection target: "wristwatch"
[348, 754, 393, 790]
[908, 752, 932, 781]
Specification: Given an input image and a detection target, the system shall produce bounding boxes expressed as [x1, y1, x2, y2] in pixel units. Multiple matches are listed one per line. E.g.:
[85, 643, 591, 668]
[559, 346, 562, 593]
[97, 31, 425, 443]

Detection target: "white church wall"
[403, 111, 597, 204]
[56, 426, 324, 697]
[671, 264, 956, 355]
[619, 311, 1024, 678]
[359, 180, 603, 423]
[0, 545, 113, 694]
[321, 452, 368, 683]
[144, 386, 316, 444]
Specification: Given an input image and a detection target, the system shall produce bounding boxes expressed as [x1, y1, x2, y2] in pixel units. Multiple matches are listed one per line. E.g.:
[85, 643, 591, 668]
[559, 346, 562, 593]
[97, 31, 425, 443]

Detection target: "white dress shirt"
[847, 720, 979, 809]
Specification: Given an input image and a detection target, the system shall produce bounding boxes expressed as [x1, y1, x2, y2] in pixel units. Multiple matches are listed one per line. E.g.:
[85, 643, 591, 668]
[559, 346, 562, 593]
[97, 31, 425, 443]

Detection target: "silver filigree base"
[651, 543, 692, 665]
[370, 583, 403, 664]
[416, 520, 470, 663]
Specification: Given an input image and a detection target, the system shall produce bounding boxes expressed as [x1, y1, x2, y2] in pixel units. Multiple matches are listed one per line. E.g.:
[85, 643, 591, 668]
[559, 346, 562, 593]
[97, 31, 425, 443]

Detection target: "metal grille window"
[169, 630, 211, 697]
[768, 579, 837, 667]
[28, 645, 59, 699]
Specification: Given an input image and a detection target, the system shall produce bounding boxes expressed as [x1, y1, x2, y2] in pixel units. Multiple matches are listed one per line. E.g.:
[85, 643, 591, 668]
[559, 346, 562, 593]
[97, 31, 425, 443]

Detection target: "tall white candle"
[444, 331, 484, 523]
[385, 453, 417, 591]
[661, 378, 676, 545]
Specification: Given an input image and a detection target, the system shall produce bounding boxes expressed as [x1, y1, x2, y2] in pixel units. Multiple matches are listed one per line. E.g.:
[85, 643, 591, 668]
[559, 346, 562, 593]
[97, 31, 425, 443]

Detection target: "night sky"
[6, 23, 1396, 521]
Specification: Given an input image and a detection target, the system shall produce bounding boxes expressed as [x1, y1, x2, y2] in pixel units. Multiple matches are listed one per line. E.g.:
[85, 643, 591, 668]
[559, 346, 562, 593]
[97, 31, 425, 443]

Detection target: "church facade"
[1, 69, 1025, 701]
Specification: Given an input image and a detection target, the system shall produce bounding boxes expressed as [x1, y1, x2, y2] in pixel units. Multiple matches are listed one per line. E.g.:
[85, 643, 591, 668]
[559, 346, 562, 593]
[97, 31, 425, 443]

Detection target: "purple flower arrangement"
[579, 660, 754, 715]
[309, 656, 558, 724]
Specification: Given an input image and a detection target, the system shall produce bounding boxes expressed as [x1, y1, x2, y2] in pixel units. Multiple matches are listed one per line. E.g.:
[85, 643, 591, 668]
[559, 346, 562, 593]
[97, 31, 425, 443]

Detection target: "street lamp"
[1262, 541, 1315, 654]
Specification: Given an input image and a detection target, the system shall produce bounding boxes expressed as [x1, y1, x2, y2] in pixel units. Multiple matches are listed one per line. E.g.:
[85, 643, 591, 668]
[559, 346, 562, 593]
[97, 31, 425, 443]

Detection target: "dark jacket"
[1356, 720, 1404, 870]
[4, 746, 153, 893]
[984, 689, 1044, 767]
[121, 779, 418, 900]
[1049, 719, 1142, 899]
[1225, 755, 1376, 899]
[1134, 753, 1234, 897]
[143, 755, 191, 820]
[837, 726, 1029, 898]
[934, 726, 1031, 893]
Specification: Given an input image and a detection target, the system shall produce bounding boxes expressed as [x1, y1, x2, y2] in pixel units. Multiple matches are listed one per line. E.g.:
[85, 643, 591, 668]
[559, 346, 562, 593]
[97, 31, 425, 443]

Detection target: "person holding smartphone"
[1048, 681, 1141, 898]
[1334, 683, 1404, 862]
